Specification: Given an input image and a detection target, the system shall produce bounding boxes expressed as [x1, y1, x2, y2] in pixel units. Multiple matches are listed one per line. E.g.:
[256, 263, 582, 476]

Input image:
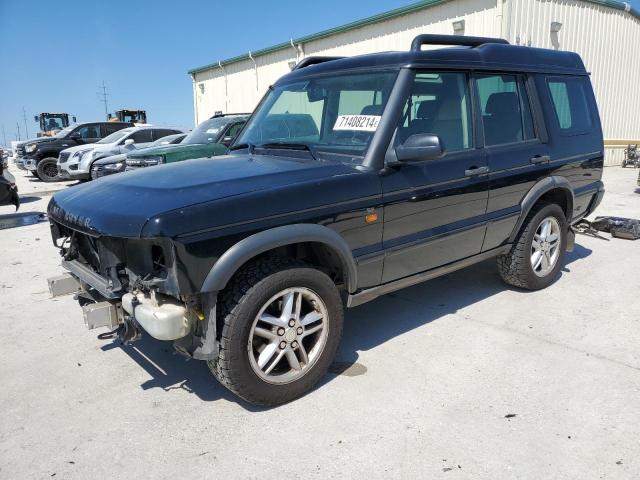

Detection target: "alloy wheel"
[531, 216, 561, 277]
[248, 287, 328, 384]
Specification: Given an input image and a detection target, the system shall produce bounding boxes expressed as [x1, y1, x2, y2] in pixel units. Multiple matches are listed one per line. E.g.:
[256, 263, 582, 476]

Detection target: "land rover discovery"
[47, 35, 605, 405]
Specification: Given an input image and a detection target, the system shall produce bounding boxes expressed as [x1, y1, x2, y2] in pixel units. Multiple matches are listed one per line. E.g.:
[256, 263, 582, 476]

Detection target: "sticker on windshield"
[333, 114, 381, 132]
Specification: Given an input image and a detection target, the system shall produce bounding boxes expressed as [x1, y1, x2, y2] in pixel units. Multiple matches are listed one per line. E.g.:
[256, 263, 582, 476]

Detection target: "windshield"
[183, 117, 233, 145]
[97, 129, 131, 144]
[150, 134, 183, 146]
[55, 126, 75, 138]
[235, 71, 398, 160]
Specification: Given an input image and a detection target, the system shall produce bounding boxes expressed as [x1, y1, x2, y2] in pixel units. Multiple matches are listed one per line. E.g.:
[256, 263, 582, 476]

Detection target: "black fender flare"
[509, 176, 574, 242]
[200, 224, 358, 294]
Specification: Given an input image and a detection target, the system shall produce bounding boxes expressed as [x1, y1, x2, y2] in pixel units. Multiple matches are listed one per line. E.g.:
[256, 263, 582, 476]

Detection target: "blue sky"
[1, 0, 638, 143]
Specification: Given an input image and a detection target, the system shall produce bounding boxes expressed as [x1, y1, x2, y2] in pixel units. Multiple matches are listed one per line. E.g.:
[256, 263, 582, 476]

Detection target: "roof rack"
[293, 56, 346, 70]
[410, 34, 509, 51]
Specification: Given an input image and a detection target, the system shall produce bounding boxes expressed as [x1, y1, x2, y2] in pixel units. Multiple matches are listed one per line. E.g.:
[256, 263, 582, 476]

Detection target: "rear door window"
[547, 77, 593, 135]
[476, 74, 536, 146]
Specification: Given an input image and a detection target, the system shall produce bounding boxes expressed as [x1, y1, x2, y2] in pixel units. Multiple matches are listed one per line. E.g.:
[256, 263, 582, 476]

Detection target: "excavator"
[108, 109, 148, 124]
[34, 112, 76, 137]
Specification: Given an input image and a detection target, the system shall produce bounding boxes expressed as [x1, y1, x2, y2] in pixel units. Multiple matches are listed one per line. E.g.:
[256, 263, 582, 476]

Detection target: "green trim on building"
[188, 0, 640, 75]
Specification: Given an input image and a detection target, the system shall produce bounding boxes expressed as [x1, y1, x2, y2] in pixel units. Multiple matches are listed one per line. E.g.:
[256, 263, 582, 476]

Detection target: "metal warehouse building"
[189, 0, 640, 165]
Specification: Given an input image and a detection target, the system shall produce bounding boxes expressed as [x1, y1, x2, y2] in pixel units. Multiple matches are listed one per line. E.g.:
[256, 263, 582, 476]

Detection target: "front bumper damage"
[47, 259, 219, 360]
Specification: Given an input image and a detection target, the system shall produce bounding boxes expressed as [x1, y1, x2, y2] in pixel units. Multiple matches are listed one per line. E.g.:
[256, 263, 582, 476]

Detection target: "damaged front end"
[47, 219, 219, 360]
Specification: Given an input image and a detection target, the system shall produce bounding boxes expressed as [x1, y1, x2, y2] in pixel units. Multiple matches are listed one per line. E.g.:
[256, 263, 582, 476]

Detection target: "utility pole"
[22, 107, 29, 138]
[2, 124, 7, 146]
[97, 81, 111, 120]
[16, 122, 21, 141]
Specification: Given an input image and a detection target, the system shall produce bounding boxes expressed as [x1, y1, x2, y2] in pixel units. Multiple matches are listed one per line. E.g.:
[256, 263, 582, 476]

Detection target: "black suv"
[47, 35, 604, 405]
[21, 121, 132, 181]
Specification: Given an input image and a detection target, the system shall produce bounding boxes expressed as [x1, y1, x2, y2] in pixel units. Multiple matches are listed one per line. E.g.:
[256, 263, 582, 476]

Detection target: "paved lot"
[1, 165, 639, 479]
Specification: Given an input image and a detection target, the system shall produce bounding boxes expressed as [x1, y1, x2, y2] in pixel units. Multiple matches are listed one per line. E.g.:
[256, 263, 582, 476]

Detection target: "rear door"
[381, 71, 489, 283]
[476, 73, 550, 251]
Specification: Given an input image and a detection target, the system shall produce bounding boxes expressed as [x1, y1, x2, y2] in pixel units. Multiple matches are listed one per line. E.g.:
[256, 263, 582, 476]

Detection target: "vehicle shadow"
[104, 243, 592, 410]
[17, 196, 41, 204]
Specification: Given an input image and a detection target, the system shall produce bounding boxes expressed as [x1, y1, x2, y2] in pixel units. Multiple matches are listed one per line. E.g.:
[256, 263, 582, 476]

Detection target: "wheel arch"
[509, 176, 574, 243]
[200, 224, 358, 294]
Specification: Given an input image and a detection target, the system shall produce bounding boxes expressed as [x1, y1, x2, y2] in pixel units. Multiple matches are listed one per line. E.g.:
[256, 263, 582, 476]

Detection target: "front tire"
[497, 202, 567, 290]
[36, 157, 60, 182]
[209, 257, 344, 406]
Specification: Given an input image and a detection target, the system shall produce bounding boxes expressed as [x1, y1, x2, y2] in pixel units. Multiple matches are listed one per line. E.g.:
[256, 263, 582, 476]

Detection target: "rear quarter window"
[547, 76, 593, 136]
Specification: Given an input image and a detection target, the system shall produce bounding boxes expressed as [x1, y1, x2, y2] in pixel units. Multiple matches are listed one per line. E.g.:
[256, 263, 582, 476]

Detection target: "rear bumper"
[572, 181, 605, 224]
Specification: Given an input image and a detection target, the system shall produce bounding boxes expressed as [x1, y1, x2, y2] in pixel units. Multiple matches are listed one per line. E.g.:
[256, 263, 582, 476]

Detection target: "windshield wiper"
[258, 142, 317, 160]
[229, 143, 255, 152]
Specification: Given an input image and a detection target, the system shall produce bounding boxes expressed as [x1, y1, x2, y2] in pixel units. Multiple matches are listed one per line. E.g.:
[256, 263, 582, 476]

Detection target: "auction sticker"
[333, 114, 381, 132]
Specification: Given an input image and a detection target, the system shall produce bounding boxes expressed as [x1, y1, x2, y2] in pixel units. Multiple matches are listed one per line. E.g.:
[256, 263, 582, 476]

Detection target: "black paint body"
[48, 42, 604, 303]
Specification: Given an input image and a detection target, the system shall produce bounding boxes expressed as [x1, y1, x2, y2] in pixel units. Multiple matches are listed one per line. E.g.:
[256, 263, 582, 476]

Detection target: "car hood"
[48, 153, 360, 238]
[128, 142, 213, 158]
[61, 144, 98, 154]
[24, 137, 56, 147]
[93, 153, 127, 165]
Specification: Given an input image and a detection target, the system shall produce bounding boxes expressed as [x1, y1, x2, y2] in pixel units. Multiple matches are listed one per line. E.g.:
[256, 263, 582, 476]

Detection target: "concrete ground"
[1, 165, 639, 479]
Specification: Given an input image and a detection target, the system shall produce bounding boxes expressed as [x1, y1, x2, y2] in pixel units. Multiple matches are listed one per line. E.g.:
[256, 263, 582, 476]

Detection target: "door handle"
[530, 155, 550, 164]
[464, 166, 489, 177]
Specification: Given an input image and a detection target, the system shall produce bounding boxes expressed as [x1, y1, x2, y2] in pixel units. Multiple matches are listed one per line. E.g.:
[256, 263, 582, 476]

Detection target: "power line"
[22, 107, 29, 138]
[97, 81, 111, 120]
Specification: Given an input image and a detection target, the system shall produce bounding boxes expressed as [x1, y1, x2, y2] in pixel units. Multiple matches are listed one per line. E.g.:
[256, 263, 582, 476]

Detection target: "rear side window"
[130, 130, 153, 143]
[476, 74, 536, 146]
[547, 77, 593, 135]
[102, 123, 127, 136]
[152, 129, 180, 141]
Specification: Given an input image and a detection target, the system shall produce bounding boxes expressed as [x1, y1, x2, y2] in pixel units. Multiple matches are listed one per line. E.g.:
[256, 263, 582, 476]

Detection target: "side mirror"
[124, 139, 135, 146]
[69, 132, 81, 140]
[394, 133, 444, 163]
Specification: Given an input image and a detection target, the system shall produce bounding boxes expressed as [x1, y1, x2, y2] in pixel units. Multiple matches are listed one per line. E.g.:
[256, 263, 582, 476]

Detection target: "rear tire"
[208, 257, 343, 406]
[36, 157, 60, 182]
[497, 202, 567, 290]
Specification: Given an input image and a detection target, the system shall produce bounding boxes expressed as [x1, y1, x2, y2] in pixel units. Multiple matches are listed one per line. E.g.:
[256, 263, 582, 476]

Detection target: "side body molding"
[509, 176, 574, 243]
[200, 224, 359, 293]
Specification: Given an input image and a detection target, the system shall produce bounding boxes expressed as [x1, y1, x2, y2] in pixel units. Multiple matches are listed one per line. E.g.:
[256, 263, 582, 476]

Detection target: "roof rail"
[293, 56, 345, 70]
[410, 34, 508, 51]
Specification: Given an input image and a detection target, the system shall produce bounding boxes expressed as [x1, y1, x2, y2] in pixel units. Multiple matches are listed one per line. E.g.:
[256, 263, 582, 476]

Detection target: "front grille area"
[16, 144, 26, 156]
[59, 152, 70, 163]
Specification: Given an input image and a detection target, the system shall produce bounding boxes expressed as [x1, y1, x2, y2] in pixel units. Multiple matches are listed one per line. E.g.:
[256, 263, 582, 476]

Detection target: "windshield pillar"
[362, 68, 415, 171]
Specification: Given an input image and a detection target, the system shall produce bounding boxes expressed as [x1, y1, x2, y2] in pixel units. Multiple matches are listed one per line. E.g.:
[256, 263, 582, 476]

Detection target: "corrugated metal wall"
[506, 0, 640, 165]
[193, 0, 640, 165]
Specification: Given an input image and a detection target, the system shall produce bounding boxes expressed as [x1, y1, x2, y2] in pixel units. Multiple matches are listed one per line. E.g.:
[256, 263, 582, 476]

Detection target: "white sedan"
[58, 126, 183, 180]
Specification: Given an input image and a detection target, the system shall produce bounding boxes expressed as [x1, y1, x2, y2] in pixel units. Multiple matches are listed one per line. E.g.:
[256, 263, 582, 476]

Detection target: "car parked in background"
[125, 113, 247, 170]
[0, 154, 19, 210]
[91, 133, 186, 179]
[58, 126, 183, 181]
[20, 122, 133, 182]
